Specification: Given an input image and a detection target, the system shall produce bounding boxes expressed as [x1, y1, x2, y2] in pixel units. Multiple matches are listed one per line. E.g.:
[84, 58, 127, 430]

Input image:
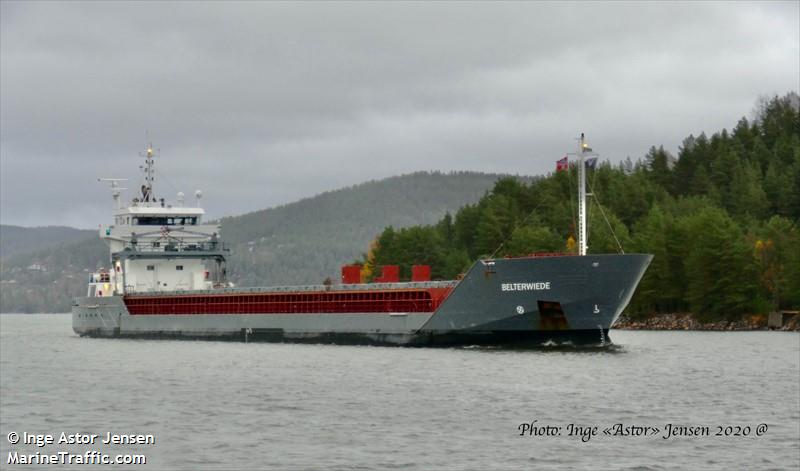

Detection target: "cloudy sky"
[1, 1, 797, 228]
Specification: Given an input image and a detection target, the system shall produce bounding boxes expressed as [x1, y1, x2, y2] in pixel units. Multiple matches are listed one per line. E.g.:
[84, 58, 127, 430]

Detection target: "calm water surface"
[1, 314, 798, 470]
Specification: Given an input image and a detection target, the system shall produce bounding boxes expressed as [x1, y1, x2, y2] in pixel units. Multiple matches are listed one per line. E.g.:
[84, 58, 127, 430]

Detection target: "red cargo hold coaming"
[124, 287, 453, 315]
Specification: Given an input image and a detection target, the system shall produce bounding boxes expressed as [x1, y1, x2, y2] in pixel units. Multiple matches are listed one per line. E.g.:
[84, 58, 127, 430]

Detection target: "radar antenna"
[98, 178, 128, 210]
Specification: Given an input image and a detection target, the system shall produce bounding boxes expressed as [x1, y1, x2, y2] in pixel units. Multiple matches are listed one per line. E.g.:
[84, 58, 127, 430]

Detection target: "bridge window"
[131, 216, 198, 226]
[133, 217, 168, 225]
[146, 265, 155, 271]
[176, 265, 184, 271]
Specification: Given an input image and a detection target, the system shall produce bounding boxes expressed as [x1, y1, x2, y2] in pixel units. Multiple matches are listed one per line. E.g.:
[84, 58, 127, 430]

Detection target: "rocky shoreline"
[613, 313, 800, 331]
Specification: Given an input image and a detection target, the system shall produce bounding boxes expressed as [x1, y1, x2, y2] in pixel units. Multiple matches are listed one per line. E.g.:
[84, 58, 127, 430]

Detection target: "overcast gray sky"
[1, 1, 797, 229]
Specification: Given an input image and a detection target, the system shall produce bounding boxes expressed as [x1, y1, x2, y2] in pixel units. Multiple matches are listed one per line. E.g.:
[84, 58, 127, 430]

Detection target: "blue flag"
[585, 157, 598, 170]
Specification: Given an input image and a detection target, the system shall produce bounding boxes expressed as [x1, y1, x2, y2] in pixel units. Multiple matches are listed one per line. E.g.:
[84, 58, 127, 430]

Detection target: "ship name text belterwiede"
[500, 282, 551, 292]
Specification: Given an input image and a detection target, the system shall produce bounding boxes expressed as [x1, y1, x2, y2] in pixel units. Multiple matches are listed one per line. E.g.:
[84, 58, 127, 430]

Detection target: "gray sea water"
[0, 314, 798, 470]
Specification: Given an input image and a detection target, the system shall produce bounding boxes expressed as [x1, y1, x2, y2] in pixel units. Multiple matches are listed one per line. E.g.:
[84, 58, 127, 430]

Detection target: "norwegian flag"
[556, 156, 569, 172]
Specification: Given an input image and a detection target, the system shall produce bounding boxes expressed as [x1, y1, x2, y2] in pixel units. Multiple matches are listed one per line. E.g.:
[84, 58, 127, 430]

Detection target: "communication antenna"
[195, 189, 203, 208]
[98, 178, 128, 210]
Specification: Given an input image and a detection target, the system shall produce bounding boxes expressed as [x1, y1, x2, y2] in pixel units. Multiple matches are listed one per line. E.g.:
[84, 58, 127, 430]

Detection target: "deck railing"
[120, 240, 229, 254]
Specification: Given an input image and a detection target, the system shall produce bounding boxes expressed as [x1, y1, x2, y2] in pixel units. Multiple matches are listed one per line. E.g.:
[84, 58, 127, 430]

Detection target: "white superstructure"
[88, 144, 228, 297]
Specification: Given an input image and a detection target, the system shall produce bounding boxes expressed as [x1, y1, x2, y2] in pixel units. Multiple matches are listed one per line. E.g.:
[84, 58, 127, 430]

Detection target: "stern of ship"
[72, 296, 128, 337]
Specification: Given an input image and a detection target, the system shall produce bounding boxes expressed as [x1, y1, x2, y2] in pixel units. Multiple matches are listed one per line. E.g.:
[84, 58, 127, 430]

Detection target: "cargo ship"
[73, 136, 652, 346]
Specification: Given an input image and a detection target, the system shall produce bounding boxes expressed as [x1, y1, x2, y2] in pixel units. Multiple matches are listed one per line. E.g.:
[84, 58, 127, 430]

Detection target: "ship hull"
[73, 254, 651, 347]
[74, 326, 609, 347]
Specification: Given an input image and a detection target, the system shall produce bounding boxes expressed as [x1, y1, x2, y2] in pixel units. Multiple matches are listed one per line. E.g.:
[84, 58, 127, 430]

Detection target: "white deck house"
[88, 145, 228, 297]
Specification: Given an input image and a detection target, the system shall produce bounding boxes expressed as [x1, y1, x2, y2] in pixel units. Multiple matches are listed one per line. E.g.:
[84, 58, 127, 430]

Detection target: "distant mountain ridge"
[0, 171, 512, 312]
[0, 225, 95, 260]
[222, 171, 520, 287]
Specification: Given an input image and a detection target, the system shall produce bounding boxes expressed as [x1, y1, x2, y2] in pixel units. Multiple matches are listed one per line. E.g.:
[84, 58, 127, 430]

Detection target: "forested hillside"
[0, 171, 506, 312]
[362, 93, 800, 321]
[0, 225, 95, 260]
[0, 236, 107, 313]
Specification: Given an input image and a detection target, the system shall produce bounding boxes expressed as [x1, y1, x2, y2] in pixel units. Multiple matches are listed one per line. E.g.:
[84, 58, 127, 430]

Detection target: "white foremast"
[570, 133, 596, 256]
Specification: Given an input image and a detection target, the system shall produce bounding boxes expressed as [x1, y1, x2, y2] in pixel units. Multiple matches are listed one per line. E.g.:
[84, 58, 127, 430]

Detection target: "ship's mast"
[141, 144, 155, 203]
[574, 133, 596, 256]
[578, 134, 587, 256]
